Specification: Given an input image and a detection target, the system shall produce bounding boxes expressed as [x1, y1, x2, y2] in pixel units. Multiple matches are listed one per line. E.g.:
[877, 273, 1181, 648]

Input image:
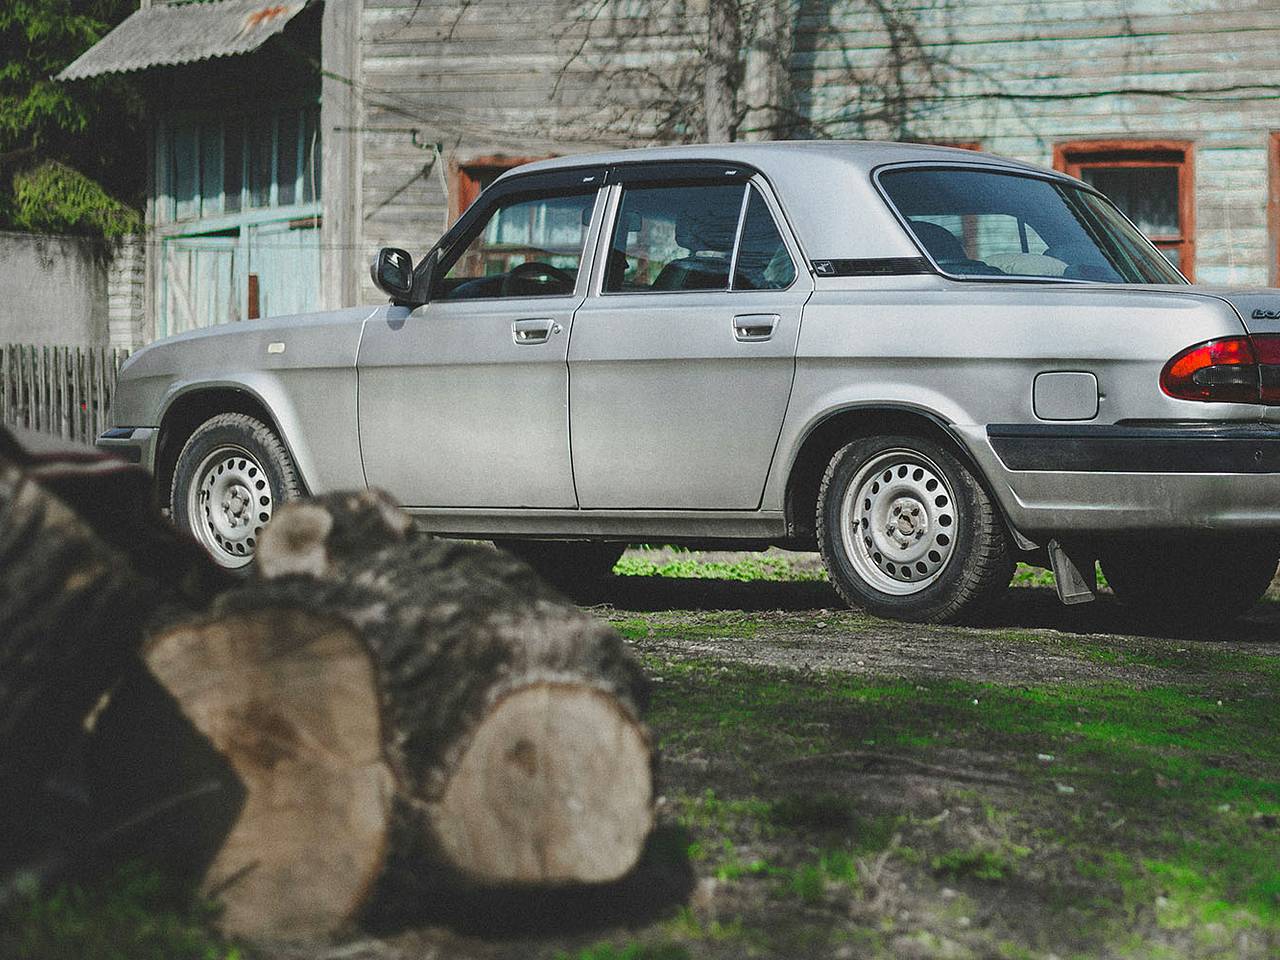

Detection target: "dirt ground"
[281, 551, 1279, 960]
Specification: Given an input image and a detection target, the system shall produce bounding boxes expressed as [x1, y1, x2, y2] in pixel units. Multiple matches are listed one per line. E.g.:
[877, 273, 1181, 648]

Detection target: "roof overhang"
[57, 0, 312, 81]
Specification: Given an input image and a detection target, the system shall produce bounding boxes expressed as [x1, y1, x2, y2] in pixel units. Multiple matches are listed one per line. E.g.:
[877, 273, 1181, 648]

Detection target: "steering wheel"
[501, 261, 574, 296]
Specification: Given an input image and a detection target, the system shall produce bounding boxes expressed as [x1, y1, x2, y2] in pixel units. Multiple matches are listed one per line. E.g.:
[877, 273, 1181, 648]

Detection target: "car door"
[357, 175, 604, 508]
[569, 167, 811, 509]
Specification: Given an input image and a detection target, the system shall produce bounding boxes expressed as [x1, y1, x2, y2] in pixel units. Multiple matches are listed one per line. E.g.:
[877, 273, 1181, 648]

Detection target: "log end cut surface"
[435, 683, 653, 887]
[146, 610, 395, 940]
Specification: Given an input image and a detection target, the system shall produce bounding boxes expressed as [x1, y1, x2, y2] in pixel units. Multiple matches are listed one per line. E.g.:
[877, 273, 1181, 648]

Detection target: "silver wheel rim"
[186, 444, 274, 569]
[839, 449, 958, 596]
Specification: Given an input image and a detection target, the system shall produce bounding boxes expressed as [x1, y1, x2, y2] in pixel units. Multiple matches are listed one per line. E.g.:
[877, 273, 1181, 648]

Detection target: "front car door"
[569, 165, 812, 509]
[357, 172, 605, 508]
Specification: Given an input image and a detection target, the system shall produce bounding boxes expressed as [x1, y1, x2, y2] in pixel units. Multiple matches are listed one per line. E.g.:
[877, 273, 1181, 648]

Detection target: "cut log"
[0, 450, 152, 792]
[93, 491, 654, 938]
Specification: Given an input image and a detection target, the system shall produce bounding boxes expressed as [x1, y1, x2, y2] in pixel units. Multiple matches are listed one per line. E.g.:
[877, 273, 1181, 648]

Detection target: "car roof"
[500, 141, 1070, 263]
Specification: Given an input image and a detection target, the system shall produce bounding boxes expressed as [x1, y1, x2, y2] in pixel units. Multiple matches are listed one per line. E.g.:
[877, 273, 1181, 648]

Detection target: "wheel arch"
[156, 385, 307, 507]
[783, 403, 1026, 548]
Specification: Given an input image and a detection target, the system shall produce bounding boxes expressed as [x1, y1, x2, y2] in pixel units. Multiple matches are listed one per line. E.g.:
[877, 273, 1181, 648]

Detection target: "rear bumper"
[960, 423, 1280, 537]
[95, 427, 158, 472]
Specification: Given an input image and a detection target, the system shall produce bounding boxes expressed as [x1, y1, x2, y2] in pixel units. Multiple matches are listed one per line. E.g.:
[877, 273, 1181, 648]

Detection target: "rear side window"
[604, 182, 796, 293]
[733, 188, 796, 290]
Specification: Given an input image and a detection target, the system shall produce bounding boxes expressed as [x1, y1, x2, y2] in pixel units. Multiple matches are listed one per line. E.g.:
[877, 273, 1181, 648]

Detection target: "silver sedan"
[101, 141, 1280, 623]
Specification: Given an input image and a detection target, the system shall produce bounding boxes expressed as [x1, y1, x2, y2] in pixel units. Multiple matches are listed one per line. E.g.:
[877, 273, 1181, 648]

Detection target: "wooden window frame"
[449, 155, 554, 223]
[1269, 133, 1280, 285]
[1053, 139, 1195, 280]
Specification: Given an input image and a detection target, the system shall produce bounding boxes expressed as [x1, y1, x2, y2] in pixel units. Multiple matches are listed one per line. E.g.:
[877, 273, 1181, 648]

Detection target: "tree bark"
[704, 0, 742, 141]
[92, 492, 654, 939]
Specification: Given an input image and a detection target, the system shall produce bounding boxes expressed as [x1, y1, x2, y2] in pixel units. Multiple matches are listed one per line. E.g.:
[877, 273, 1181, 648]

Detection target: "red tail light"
[1161, 334, 1280, 405]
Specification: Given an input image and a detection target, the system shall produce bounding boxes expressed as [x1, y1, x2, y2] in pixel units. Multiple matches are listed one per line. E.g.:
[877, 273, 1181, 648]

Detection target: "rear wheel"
[817, 435, 1014, 623]
[1101, 539, 1278, 621]
[170, 413, 301, 570]
[493, 540, 626, 595]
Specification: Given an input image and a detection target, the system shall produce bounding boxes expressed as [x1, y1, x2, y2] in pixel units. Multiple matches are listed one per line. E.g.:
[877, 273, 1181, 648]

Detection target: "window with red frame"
[1269, 133, 1280, 284]
[1054, 141, 1194, 279]
[451, 156, 552, 223]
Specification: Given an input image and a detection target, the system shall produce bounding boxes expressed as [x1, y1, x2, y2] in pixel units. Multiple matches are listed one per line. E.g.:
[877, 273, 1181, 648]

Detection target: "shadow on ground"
[580, 575, 1280, 644]
[368, 823, 694, 940]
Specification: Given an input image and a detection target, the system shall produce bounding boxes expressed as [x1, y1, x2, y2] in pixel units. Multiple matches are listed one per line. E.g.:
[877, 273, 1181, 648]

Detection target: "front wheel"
[170, 413, 302, 570]
[1101, 540, 1278, 622]
[817, 435, 1014, 623]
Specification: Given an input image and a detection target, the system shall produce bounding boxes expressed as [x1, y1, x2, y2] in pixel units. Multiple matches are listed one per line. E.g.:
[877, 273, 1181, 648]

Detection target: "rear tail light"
[1161, 334, 1280, 405]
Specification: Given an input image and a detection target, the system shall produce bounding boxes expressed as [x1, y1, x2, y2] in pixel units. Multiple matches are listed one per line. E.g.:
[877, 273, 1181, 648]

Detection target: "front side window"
[604, 181, 795, 293]
[880, 167, 1186, 284]
[438, 190, 596, 300]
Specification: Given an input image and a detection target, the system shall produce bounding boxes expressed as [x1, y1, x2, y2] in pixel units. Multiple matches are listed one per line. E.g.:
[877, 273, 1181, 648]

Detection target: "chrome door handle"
[733, 313, 779, 342]
[513, 318, 561, 344]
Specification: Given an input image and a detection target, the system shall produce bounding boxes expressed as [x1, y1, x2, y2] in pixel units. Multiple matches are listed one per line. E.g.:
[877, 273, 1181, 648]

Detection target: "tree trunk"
[92, 492, 654, 939]
[742, 0, 795, 140]
[704, 0, 742, 141]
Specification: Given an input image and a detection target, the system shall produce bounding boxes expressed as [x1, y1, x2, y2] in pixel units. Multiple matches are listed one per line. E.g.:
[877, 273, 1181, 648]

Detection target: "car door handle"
[512, 318, 561, 344]
[733, 313, 779, 342]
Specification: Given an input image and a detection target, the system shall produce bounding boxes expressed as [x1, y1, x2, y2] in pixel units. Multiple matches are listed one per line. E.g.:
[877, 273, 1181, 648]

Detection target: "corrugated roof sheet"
[57, 0, 310, 81]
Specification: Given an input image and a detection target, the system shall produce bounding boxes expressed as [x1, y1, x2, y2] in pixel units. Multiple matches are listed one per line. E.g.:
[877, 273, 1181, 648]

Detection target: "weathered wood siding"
[353, 0, 715, 300]
[797, 0, 1280, 284]
[350, 0, 1280, 289]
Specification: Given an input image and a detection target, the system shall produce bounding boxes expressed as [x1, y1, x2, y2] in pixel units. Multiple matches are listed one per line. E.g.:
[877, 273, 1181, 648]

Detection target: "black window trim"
[870, 160, 1189, 286]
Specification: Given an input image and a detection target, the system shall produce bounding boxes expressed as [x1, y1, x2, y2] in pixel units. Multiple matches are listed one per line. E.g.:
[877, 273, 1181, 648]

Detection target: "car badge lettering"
[1252, 307, 1280, 321]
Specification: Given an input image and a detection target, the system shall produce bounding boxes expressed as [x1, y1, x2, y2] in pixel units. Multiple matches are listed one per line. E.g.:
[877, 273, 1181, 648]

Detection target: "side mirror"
[371, 248, 414, 301]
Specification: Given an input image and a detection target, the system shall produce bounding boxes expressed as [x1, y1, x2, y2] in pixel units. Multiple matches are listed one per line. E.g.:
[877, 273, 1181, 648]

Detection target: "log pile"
[0, 428, 655, 940]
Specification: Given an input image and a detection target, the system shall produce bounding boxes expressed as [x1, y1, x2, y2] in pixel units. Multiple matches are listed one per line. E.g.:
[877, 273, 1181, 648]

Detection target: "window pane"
[248, 116, 274, 208]
[733, 188, 795, 290]
[301, 106, 321, 203]
[605, 183, 745, 292]
[440, 191, 596, 299]
[223, 119, 243, 214]
[1080, 167, 1179, 237]
[277, 111, 299, 207]
[171, 123, 199, 220]
[880, 168, 1184, 283]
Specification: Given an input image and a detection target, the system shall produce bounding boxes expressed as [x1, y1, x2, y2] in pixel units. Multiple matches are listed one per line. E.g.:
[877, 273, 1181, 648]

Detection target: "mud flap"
[1047, 539, 1097, 605]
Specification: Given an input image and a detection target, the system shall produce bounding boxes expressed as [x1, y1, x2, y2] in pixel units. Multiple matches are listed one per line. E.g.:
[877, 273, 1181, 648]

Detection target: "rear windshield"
[879, 167, 1186, 284]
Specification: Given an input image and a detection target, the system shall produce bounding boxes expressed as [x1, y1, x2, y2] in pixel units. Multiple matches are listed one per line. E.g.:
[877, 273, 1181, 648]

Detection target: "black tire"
[1101, 539, 1278, 622]
[493, 540, 626, 595]
[170, 413, 302, 570]
[817, 434, 1014, 623]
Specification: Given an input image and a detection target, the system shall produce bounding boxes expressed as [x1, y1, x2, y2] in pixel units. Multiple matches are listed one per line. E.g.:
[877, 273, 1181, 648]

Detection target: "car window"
[909, 213, 1053, 277]
[880, 168, 1185, 283]
[439, 189, 596, 300]
[604, 183, 746, 293]
[732, 187, 796, 290]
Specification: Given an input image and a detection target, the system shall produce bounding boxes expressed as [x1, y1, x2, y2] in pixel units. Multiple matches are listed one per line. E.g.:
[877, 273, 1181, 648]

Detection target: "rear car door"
[358, 173, 604, 508]
[568, 165, 811, 509]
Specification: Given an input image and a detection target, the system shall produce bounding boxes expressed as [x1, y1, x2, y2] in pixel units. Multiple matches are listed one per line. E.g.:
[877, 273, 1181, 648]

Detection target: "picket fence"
[0, 344, 130, 446]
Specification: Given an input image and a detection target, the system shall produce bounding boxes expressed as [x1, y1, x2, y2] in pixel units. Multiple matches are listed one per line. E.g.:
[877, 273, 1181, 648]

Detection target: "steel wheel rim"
[186, 444, 273, 569]
[839, 449, 958, 596]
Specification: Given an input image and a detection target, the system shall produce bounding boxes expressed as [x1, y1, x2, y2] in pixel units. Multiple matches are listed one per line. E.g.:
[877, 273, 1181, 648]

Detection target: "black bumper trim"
[987, 423, 1280, 473]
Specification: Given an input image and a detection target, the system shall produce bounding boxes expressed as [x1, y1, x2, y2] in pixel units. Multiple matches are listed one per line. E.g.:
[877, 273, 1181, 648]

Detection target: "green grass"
[555, 943, 691, 960]
[643, 651, 1280, 948]
[0, 862, 241, 960]
[613, 549, 826, 582]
